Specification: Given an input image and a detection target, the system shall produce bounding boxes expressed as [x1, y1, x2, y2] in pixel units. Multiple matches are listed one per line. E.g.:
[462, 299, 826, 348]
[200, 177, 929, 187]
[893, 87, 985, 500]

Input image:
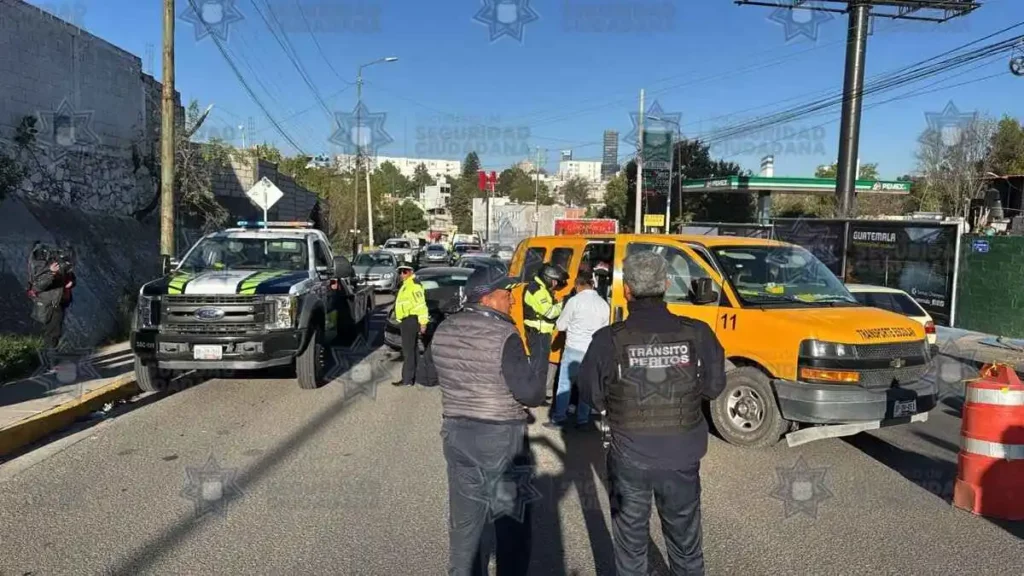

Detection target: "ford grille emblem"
[194, 307, 225, 321]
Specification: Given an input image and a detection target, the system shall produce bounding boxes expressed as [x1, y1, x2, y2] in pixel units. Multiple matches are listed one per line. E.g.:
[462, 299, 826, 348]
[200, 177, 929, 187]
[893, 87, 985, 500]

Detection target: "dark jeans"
[42, 305, 65, 349]
[441, 418, 533, 576]
[400, 317, 420, 384]
[607, 452, 705, 576]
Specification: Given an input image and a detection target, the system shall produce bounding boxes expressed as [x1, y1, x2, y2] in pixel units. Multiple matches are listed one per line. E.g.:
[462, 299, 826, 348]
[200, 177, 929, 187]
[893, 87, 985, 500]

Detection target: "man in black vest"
[420, 266, 548, 576]
[578, 250, 726, 576]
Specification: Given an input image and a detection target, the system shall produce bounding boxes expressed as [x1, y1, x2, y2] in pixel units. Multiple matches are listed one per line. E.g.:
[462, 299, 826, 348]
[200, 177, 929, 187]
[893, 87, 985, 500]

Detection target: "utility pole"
[159, 0, 175, 259]
[633, 89, 644, 233]
[365, 166, 374, 246]
[354, 75, 362, 256]
[735, 1, 980, 218]
[534, 148, 543, 237]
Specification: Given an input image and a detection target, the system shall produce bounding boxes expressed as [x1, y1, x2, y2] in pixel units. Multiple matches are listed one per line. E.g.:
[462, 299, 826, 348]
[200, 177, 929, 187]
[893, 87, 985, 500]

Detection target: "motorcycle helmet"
[539, 263, 569, 290]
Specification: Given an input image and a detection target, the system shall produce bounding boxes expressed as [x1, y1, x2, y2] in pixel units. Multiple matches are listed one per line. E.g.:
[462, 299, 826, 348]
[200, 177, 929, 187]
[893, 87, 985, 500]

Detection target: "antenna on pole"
[735, 0, 981, 218]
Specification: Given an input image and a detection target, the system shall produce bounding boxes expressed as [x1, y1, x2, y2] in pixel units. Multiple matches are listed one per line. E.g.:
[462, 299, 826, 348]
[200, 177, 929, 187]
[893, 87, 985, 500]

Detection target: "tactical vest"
[605, 322, 704, 433]
[522, 278, 556, 333]
[430, 306, 526, 422]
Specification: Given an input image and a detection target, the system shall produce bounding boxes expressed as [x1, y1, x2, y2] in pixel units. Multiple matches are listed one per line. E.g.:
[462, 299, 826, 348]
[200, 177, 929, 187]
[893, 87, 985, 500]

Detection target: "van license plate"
[193, 345, 223, 360]
[893, 399, 917, 417]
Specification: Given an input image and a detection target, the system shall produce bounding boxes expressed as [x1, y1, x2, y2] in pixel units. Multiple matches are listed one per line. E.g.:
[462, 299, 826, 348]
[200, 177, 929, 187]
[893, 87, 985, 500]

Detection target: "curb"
[0, 374, 139, 459]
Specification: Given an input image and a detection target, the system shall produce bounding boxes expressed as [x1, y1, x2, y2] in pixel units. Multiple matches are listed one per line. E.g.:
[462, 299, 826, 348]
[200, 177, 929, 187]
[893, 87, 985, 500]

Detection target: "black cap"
[464, 266, 517, 303]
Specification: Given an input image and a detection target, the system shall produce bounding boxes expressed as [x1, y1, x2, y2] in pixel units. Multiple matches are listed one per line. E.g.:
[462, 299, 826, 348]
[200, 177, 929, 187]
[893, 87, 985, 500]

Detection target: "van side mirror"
[691, 278, 719, 305]
[333, 255, 354, 279]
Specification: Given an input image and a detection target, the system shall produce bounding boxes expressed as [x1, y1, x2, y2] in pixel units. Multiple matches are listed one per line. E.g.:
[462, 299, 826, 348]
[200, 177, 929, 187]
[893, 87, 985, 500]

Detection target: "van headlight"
[137, 295, 157, 329]
[267, 295, 297, 330]
[800, 339, 853, 358]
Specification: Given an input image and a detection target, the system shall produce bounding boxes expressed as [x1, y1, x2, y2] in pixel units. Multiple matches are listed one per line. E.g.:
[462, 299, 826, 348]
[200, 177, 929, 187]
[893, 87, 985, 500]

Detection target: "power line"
[185, 0, 305, 154]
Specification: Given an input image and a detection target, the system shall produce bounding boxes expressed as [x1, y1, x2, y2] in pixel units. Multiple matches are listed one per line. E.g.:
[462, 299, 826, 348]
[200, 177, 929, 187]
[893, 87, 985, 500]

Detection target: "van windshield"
[712, 245, 857, 306]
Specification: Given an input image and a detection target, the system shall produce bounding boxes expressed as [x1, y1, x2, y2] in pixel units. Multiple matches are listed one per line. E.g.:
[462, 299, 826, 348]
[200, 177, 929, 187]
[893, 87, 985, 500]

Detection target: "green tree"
[252, 143, 282, 164]
[410, 162, 436, 196]
[370, 161, 412, 201]
[377, 199, 427, 239]
[987, 115, 1024, 176]
[495, 167, 518, 197]
[0, 149, 25, 203]
[561, 176, 591, 207]
[450, 152, 482, 233]
[598, 172, 628, 225]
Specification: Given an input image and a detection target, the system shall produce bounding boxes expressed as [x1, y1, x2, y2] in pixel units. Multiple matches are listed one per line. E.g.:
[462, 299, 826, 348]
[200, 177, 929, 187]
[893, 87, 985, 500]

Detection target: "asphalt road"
[0, 301, 1021, 575]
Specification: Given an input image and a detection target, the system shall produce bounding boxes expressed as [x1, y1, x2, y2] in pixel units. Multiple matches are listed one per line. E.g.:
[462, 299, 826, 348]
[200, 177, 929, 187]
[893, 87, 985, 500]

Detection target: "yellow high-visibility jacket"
[522, 276, 562, 334]
[395, 275, 429, 326]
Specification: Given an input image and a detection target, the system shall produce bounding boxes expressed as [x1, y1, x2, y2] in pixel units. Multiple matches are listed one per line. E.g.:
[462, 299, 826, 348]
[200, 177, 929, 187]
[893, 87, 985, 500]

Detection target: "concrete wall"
[209, 156, 319, 224]
[0, 0, 180, 216]
[472, 200, 574, 246]
[955, 235, 1024, 337]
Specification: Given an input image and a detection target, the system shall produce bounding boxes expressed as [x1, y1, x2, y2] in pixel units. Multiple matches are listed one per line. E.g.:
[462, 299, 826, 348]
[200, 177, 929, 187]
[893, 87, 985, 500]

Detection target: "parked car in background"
[417, 243, 449, 268]
[458, 255, 508, 275]
[449, 243, 482, 265]
[494, 244, 515, 262]
[846, 284, 937, 345]
[384, 266, 474, 351]
[353, 251, 400, 293]
[382, 238, 416, 265]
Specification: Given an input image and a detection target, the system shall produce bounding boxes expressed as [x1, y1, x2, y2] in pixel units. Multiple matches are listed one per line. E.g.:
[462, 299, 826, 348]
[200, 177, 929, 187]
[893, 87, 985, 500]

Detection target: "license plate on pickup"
[893, 399, 917, 417]
[193, 345, 223, 360]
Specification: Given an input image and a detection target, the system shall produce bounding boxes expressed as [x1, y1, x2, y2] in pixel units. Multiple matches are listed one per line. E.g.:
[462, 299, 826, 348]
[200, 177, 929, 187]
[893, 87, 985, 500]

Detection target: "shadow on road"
[0, 348, 134, 409]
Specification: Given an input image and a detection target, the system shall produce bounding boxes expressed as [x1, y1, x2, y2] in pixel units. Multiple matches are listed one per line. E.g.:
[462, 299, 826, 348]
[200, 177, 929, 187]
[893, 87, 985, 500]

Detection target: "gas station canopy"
[681, 176, 911, 196]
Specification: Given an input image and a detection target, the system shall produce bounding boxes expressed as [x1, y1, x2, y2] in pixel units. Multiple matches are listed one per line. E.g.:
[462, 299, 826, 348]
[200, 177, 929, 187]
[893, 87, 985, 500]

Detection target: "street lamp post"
[355, 56, 398, 252]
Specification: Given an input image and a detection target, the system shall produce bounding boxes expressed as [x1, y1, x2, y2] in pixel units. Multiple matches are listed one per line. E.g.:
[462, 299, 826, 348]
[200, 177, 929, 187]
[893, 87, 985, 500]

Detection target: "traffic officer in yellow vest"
[522, 263, 569, 363]
[392, 264, 429, 387]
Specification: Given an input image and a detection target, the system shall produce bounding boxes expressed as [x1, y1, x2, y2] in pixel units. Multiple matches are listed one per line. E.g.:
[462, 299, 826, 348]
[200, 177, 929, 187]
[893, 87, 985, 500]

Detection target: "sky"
[33, 0, 1024, 179]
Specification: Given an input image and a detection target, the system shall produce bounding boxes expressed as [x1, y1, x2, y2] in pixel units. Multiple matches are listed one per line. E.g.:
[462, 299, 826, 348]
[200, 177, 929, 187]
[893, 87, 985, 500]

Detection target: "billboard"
[602, 130, 619, 178]
[554, 218, 619, 235]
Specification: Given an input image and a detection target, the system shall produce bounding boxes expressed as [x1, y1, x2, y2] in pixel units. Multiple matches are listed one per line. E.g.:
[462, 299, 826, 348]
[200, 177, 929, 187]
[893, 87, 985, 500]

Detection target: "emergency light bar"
[235, 221, 314, 229]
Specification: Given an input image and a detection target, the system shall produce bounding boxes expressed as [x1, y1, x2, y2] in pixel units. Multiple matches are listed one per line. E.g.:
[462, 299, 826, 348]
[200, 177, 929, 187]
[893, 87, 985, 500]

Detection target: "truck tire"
[134, 356, 169, 393]
[296, 326, 326, 390]
[710, 366, 789, 448]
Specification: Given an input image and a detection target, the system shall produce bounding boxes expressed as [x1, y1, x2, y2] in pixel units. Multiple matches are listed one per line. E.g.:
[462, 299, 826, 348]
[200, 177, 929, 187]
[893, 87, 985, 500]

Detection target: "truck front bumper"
[131, 329, 306, 371]
[774, 377, 938, 424]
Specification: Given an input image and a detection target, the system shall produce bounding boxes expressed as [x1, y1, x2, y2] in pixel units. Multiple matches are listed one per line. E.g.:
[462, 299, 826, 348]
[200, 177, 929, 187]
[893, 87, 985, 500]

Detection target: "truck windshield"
[712, 245, 856, 306]
[180, 237, 309, 272]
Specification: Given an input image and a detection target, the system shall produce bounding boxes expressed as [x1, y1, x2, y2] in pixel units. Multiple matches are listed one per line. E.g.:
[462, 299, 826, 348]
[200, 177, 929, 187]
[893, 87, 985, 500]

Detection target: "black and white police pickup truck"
[130, 221, 373, 390]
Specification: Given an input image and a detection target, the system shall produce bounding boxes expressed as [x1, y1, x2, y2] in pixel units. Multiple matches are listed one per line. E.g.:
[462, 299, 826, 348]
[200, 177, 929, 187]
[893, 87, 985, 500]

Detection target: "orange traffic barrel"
[953, 363, 1024, 520]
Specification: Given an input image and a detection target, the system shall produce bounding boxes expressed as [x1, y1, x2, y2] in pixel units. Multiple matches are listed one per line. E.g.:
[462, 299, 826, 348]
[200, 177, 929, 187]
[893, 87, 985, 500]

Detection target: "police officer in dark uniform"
[578, 250, 726, 576]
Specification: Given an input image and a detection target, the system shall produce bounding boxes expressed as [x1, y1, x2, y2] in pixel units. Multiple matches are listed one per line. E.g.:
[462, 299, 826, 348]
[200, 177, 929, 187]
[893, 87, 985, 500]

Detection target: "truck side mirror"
[691, 278, 719, 305]
[162, 255, 179, 276]
[333, 255, 354, 279]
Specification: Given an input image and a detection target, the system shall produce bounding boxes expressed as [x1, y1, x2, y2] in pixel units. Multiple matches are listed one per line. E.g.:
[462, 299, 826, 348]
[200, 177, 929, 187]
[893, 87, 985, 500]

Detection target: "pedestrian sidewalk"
[936, 326, 1024, 372]
[0, 342, 137, 456]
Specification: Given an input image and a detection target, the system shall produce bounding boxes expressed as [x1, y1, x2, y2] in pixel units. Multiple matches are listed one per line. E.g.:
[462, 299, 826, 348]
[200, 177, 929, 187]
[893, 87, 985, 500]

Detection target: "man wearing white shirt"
[545, 269, 610, 429]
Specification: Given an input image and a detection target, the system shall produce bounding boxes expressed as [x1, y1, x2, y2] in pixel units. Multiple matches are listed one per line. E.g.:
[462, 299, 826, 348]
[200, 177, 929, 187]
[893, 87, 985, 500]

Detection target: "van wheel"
[297, 326, 326, 390]
[710, 367, 788, 448]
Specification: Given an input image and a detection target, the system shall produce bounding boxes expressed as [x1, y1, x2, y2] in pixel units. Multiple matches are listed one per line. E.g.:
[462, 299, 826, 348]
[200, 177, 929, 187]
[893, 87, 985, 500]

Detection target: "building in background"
[560, 150, 572, 162]
[335, 154, 461, 181]
[558, 159, 603, 182]
[601, 130, 620, 180]
[472, 200, 581, 246]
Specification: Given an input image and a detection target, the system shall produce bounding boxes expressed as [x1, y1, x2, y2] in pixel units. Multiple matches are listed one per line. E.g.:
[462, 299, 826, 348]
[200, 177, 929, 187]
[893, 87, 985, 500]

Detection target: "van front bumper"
[774, 378, 938, 424]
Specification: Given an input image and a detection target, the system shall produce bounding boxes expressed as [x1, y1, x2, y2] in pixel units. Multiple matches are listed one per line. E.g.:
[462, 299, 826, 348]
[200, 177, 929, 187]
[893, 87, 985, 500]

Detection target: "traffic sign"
[246, 177, 285, 217]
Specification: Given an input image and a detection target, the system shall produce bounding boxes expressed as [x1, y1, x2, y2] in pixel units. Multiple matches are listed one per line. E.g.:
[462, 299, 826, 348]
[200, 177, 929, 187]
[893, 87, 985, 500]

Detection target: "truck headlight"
[800, 339, 853, 359]
[267, 295, 297, 330]
[137, 295, 157, 329]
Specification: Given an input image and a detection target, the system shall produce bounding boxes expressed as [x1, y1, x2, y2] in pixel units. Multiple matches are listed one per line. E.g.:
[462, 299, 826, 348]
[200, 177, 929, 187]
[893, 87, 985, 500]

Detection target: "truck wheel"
[134, 356, 169, 393]
[297, 326, 326, 390]
[710, 367, 789, 448]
